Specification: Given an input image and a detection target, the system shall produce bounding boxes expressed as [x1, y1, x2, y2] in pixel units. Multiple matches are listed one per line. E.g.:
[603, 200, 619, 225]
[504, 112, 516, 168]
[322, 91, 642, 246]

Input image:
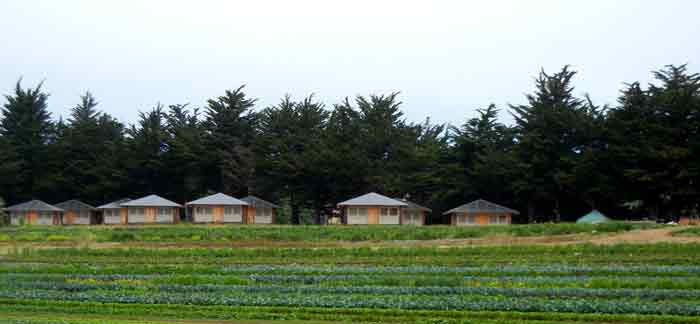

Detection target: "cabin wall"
[64, 211, 75, 225]
[127, 207, 177, 224]
[451, 212, 512, 226]
[245, 207, 255, 224]
[213, 206, 224, 223]
[345, 206, 404, 225]
[11, 211, 60, 225]
[103, 208, 128, 225]
[401, 210, 425, 225]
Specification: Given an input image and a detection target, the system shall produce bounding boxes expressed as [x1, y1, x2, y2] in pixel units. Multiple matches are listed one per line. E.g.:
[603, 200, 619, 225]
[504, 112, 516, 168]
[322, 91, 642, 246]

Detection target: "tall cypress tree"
[0, 80, 53, 202]
[256, 94, 329, 224]
[203, 86, 258, 196]
[510, 66, 599, 222]
[608, 65, 700, 219]
[125, 105, 168, 197]
[164, 104, 206, 203]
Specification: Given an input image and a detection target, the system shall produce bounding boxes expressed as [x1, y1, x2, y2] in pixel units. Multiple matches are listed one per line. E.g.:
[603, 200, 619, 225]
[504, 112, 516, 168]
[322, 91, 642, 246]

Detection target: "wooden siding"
[62, 211, 91, 225]
[401, 210, 425, 225]
[241, 206, 274, 224]
[450, 212, 512, 226]
[213, 206, 224, 223]
[12, 211, 60, 225]
[367, 207, 380, 224]
[345, 206, 405, 225]
[127, 207, 177, 224]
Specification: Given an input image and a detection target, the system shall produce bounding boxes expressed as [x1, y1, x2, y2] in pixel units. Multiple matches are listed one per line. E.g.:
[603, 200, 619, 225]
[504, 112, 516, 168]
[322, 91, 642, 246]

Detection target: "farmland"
[0, 224, 699, 323]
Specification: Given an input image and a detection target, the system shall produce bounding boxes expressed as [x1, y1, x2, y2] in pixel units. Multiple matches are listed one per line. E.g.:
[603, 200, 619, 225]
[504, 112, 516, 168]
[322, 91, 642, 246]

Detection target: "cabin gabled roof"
[55, 199, 95, 211]
[120, 195, 182, 207]
[443, 199, 519, 215]
[393, 198, 432, 212]
[96, 199, 132, 209]
[187, 193, 248, 206]
[338, 192, 408, 207]
[241, 196, 279, 209]
[4, 200, 64, 212]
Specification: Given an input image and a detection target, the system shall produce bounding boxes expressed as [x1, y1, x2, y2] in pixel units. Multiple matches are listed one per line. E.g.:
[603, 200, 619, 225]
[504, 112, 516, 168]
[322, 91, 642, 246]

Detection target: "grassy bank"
[0, 222, 661, 243]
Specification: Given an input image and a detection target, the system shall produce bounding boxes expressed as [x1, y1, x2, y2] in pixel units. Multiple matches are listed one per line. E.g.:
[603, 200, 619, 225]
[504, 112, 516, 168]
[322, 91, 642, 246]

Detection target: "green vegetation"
[0, 228, 700, 323]
[0, 222, 660, 243]
[2, 64, 700, 224]
[673, 227, 700, 236]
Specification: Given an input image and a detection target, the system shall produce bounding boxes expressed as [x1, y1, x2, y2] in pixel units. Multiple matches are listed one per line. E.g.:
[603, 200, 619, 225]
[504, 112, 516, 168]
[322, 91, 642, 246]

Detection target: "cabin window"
[10, 212, 24, 225]
[405, 211, 421, 225]
[223, 206, 242, 222]
[37, 212, 53, 225]
[196, 207, 213, 216]
[158, 208, 171, 216]
[255, 207, 273, 224]
[131, 208, 144, 216]
[347, 207, 369, 224]
[457, 214, 476, 225]
[489, 215, 508, 224]
[224, 206, 241, 216]
[379, 207, 400, 224]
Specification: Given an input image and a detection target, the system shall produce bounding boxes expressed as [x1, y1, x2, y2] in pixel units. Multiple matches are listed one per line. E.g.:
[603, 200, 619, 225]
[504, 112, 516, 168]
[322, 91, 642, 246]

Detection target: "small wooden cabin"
[96, 199, 131, 225]
[120, 195, 182, 224]
[187, 193, 248, 224]
[444, 199, 519, 225]
[394, 198, 431, 225]
[240, 196, 279, 224]
[338, 192, 408, 225]
[55, 200, 95, 225]
[3, 200, 64, 225]
[679, 216, 700, 225]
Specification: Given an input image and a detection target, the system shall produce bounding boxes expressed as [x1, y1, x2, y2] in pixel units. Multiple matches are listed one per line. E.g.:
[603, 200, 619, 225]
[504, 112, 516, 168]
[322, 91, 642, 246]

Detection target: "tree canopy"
[1, 64, 698, 223]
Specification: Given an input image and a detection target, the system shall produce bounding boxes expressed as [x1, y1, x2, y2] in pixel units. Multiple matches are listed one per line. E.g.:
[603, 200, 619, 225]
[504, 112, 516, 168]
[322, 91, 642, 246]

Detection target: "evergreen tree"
[203, 86, 258, 196]
[0, 80, 53, 202]
[164, 104, 207, 203]
[608, 65, 700, 219]
[125, 105, 168, 196]
[256, 94, 329, 224]
[449, 105, 517, 219]
[510, 67, 600, 222]
[54, 92, 105, 202]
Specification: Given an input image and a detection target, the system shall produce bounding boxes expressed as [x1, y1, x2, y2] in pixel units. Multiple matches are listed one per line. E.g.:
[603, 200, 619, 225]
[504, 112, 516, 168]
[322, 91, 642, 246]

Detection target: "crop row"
[1, 288, 699, 316]
[5, 298, 700, 324]
[5, 272, 700, 290]
[2, 262, 698, 276]
[5, 280, 700, 300]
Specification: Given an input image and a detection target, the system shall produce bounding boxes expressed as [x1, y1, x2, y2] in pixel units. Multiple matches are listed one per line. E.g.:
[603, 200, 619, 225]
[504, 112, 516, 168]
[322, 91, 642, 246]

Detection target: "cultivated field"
[0, 224, 699, 324]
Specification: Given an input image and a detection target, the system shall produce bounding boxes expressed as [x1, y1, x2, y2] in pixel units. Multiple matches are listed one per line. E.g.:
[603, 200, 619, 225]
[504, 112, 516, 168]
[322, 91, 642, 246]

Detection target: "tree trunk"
[291, 192, 300, 225]
[527, 200, 535, 224]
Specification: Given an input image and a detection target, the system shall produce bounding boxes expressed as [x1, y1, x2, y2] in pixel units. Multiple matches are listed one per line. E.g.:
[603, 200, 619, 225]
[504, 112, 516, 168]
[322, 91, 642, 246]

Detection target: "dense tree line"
[1, 65, 698, 223]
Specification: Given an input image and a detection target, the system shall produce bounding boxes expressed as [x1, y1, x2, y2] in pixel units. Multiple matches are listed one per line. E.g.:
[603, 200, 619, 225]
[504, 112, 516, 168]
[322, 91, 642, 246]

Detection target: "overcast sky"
[1, 0, 698, 126]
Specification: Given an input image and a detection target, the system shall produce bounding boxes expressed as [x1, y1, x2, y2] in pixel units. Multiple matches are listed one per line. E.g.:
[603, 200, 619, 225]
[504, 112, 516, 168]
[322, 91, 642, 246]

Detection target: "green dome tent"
[576, 210, 611, 224]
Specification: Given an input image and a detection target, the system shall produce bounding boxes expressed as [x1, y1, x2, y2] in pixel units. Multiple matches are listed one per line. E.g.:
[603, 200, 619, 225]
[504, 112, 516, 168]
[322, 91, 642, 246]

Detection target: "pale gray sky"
[1, 0, 698, 126]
